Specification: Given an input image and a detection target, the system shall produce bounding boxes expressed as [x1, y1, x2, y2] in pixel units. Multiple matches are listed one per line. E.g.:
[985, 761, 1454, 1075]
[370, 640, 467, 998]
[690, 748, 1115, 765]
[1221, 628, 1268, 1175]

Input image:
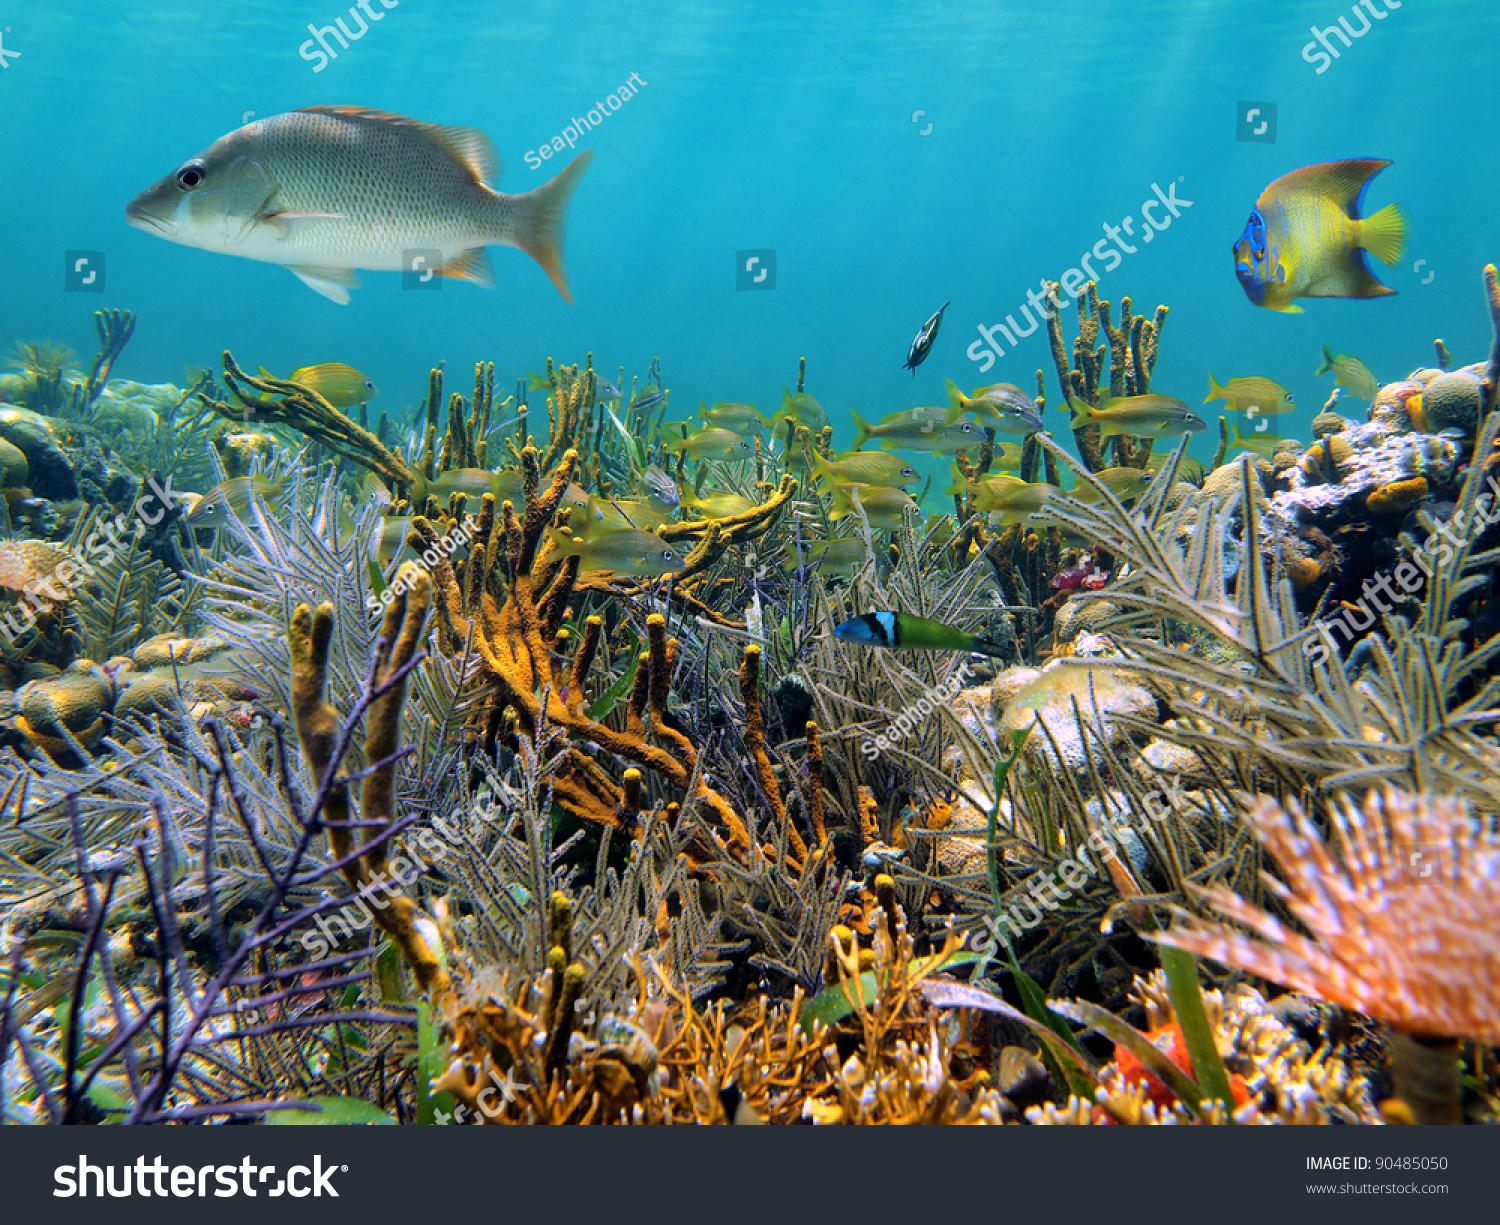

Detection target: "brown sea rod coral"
[1156, 788, 1499, 1122]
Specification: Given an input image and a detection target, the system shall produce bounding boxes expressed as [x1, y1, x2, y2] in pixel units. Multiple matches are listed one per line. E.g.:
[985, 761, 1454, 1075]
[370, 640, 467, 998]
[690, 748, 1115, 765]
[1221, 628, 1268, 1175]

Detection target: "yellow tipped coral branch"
[420, 459, 765, 861]
[419, 366, 443, 478]
[286, 571, 450, 1002]
[209, 351, 414, 485]
[470, 361, 495, 468]
[740, 645, 806, 863]
[1043, 284, 1167, 472]
[805, 719, 827, 851]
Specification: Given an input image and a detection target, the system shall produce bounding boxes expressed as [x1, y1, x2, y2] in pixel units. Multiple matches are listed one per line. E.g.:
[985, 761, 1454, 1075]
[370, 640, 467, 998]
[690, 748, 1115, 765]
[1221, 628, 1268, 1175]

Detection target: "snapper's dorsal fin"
[295, 106, 500, 185]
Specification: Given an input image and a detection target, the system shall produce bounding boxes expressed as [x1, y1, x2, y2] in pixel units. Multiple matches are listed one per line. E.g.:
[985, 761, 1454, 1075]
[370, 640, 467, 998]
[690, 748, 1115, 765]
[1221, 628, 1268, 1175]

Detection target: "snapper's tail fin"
[508, 150, 594, 302]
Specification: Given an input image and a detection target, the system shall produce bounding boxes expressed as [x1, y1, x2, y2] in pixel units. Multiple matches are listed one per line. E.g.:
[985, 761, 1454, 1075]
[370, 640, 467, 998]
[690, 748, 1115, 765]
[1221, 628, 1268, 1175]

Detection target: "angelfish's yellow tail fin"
[1357, 201, 1407, 268]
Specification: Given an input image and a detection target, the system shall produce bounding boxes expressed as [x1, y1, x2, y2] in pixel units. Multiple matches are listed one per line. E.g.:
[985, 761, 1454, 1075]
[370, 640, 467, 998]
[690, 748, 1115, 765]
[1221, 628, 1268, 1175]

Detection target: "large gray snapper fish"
[126, 106, 592, 304]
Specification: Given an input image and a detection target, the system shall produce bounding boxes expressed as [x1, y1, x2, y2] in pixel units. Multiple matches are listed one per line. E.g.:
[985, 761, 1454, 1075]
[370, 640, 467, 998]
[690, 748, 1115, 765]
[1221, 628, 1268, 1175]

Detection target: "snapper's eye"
[363, 379, 375, 391]
[176, 161, 207, 191]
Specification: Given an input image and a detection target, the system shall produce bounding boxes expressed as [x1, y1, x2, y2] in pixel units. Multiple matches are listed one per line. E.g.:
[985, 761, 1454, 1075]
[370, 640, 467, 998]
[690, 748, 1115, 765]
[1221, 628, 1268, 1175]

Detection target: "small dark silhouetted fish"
[904, 300, 949, 375]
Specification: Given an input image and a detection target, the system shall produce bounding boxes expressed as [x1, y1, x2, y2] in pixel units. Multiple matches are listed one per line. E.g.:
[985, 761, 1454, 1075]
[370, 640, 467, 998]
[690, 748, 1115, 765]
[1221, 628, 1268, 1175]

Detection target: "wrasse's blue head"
[834, 612, 896, 647]
[1233, 208, 1283, 304]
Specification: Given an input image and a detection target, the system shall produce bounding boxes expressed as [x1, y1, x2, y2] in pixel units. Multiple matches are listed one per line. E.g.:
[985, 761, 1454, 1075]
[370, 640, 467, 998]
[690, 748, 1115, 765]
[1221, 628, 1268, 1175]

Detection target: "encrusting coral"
[1033, 970, 1378, 1125]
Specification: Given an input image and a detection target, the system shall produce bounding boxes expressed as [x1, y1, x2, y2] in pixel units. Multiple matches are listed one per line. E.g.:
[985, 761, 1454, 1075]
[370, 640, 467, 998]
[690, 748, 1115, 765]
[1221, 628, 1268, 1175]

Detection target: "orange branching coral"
[1156, 788, 1500, 1047]
[431, 887, 1009, 1124]
[421, 444, 814, 869]
[574, 474, 799, 629]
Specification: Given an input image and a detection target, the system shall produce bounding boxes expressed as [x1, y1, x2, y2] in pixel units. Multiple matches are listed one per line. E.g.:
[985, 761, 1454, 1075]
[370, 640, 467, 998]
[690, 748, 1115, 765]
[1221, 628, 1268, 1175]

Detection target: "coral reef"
[3, 266, 1499, 1129]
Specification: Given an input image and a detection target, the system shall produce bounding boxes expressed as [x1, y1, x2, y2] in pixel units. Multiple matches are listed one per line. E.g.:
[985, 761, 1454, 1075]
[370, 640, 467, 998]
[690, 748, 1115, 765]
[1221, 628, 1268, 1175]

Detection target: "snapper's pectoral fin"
[287, 265, 362, 305]
[262, 211, 346, 238]
[437, 248, 495, 288]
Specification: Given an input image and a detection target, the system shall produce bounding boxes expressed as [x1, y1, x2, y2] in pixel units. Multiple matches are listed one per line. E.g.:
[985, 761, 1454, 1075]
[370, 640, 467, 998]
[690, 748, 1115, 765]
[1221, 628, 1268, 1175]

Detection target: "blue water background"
[1, 0, 1496, 482]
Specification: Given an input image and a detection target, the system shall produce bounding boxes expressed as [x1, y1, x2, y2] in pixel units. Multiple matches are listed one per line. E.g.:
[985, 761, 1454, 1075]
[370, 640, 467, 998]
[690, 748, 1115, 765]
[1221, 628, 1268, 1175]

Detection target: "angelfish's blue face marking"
[1233, 208, 1282, 302]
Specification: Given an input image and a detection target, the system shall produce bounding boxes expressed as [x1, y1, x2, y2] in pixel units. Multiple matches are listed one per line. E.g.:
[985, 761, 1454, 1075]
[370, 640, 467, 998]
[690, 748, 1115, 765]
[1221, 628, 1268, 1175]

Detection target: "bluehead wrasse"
[834, 611, 1008, 659]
